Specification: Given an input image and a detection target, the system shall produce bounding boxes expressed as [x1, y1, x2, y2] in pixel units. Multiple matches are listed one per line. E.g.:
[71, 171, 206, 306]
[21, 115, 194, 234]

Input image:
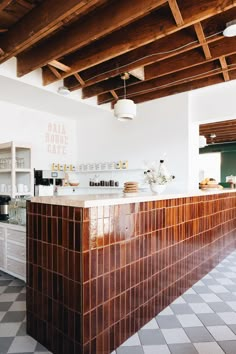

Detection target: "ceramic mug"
[17, 184, 24, 193]
[0, 183, 6, 193]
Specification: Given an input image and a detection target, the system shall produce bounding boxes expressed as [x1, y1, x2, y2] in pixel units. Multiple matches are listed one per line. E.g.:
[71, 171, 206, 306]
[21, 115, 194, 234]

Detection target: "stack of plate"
[123, 181, 139, 196]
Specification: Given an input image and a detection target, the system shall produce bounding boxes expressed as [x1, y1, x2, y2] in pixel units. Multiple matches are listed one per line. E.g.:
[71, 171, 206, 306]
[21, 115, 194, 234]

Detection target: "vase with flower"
[144, 160, 175, 194]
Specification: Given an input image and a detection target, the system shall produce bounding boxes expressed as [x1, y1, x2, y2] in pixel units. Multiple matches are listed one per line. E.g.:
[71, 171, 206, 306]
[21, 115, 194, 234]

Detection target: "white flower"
[144, 163, 175, 185]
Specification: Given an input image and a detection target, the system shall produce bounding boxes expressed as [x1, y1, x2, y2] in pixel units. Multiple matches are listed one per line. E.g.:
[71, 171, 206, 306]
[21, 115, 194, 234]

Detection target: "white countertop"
[30, 189, 236, 208]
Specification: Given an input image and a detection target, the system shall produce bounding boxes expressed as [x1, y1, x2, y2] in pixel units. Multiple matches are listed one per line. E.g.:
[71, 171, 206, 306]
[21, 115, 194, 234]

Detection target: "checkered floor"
[2, 252, 236, 353]
[0, 272, 51, 354]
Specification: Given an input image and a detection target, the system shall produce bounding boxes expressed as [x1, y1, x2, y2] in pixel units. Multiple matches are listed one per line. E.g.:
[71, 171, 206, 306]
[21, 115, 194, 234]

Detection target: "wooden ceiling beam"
[219, 56, 230, 81]
[145, 37, 236, 80]
[0, 0, 11, 12]
[97, 61, 221, 104]
[16, 0, 33, 10]
[17, 0, 167, 77]
[64, 8, 235, 89]
[112, 75, 225, 105]
[0, 0, 103, 63]
[168, 0, 184, 26]
[43, 0, 235, 86]
[74, 73, 85, 87]
[200, 126, 236, 136]
[120, 69, 236, 105]
[97, 63, 236, 105]
[48, 60, 71, 73]
[47, 65, 61, 80]
[82, 37, 236, 99]
[110, 90, 119, 100]
[65, 29, 222, 92]
[194, 22, 212, 59]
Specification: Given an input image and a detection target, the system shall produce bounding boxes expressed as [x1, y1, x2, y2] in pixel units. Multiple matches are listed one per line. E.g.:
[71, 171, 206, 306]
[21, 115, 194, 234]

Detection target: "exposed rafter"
[0, 0, 103, 63]
[74, 73, 85, 86]
[1, 0, 236, 108]
[98, 62, 236, 105]
[194, 22, 212, 59]
[41, 0, 236, 86]
[0, 0, 11, 12]
[17, 0, 167, 77]
[219, 56, 230, 81]
[168, 0, 184, 26]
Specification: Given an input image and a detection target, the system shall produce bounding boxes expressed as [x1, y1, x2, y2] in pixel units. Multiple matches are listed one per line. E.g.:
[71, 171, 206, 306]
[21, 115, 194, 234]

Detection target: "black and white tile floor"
[2, 251, 236, 353]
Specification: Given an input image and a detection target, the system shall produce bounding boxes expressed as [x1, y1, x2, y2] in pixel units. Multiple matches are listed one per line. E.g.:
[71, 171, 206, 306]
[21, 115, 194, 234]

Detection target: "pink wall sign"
[45, 122, 69, 155]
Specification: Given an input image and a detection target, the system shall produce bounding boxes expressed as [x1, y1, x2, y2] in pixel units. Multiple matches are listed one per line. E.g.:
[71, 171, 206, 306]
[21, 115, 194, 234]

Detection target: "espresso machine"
[0, 195, 11, 220]
[34, 170, 65, 196]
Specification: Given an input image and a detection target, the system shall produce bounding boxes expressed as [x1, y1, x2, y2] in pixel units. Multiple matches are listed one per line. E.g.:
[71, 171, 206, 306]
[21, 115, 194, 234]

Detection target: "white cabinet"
[0, 141, 33, 198]
[0, 223, 26, 281]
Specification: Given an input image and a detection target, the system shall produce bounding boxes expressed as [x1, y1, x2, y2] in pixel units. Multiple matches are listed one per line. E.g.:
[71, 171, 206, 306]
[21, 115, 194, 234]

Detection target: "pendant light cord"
[124, 77, 126, 99]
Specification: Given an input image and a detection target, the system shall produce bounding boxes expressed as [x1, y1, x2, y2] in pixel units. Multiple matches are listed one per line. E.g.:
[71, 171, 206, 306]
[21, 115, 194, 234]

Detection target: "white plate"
[201, 188, 221, 191]
[123, 192, 138, 197]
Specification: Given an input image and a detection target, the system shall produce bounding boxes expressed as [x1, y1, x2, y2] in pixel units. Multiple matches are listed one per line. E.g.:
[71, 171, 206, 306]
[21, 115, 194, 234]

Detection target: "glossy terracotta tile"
[27, 193, 236, 354]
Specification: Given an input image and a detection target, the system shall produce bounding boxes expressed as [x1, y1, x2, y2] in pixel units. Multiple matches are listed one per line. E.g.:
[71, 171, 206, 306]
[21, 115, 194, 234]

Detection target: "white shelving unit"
[0, 141, 33, 198]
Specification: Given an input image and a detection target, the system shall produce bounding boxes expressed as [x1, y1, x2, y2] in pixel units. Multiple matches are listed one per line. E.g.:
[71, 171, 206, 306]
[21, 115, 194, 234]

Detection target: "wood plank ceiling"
[0, 0, 236, 109]
[200, 119, 236, 144]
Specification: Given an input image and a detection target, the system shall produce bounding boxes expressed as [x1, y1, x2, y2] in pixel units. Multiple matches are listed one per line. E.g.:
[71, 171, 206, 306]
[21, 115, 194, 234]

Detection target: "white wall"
[190, 80, 236, 124]
[0, 100, 78, 169]
[77, 93, 194, 193]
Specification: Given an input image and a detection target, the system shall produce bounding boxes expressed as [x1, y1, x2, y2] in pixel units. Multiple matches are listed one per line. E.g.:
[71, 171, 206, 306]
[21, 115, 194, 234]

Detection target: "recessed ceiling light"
[57, 86, 70, 95]
[223, 20, 236, 37]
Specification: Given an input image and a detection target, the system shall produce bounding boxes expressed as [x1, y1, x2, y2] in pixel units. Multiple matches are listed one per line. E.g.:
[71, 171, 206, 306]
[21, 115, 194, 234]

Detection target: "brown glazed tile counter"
[27, 191, 236, 354]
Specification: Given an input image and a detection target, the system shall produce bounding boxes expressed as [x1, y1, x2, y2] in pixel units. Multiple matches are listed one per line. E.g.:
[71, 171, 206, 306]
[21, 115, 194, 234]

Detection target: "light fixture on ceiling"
[210, 133, 216, 144]
[114, 72, 136, 121]
[223, 20, 236, 37]
[199, 135, 207, 148]
[57, 86, 70, 95]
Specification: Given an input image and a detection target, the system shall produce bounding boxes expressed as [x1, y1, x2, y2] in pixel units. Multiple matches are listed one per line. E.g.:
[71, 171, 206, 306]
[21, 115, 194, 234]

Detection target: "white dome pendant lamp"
[114, 73, 136, 121]
[223, 20, 236, 37]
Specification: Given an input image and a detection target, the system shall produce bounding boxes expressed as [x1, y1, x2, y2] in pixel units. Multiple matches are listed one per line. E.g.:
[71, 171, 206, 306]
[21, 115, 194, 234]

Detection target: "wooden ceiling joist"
[47, 65, 61, 80]
[194, 22, 212, 59]
[98, 62, 235, 105]
[74, 73, 85, 86]
[0, 0, 103, 63]
[65, 29, 223, 91]
[41, 0, 236, 86]
[16, 0, 167, 77]
[0, 0, 11, 12]
[81, 36, 236, 100]
[123, 69, 236, 105]
[168, 0, 184, 26]
[48, 60, 71, 73]
[16, 0, 33, 10]
[219, 56, 230, 81]
[97, 62, 220, 104]
[110, 90, 119, 100]
[145, 37, 236, 80]
[64, 5, 234, 90]
[115, 74, 226, 105]
[200, 119, 236, 144]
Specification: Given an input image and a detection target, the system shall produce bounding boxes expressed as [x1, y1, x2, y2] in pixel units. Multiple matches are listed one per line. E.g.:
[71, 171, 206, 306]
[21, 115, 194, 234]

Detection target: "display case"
[0, 141, 33, 198]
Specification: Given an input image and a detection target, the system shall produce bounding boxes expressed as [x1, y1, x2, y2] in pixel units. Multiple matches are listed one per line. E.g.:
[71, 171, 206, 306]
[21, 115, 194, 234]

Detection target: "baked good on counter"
[123, 182, 139, 194]
[199, 177, 222, 189]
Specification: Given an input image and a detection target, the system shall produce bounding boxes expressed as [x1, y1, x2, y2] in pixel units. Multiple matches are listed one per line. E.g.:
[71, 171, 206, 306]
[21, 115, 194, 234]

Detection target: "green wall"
[200, 143, 236, 183]
[221, 151, 236, 182]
